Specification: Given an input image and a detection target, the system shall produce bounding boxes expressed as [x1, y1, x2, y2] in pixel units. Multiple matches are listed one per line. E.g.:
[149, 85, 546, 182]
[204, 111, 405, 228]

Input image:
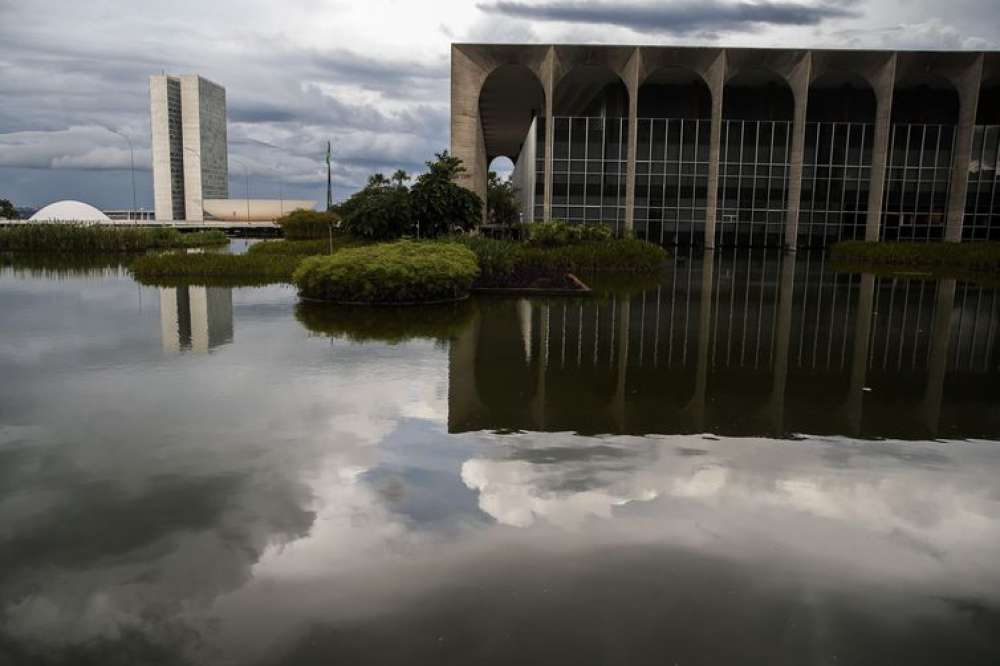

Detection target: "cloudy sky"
[1, 0, 997, 211]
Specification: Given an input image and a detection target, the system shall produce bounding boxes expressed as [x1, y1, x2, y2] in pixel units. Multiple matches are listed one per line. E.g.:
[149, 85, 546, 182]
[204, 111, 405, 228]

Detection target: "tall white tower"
[149, 74, 228, 221]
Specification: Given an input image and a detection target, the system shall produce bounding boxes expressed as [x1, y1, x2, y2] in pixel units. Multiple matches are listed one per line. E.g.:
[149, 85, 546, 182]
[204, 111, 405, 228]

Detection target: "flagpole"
[326, 141, 333, 211]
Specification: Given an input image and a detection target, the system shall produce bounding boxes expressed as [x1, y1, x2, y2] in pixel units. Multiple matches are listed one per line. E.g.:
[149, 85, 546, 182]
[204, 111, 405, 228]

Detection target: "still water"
[1, 247, 999, 665]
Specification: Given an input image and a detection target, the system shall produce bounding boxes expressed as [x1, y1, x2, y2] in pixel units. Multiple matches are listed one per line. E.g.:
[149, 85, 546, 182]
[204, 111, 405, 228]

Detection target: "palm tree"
[391, 169, 409, 187]
[367, 173, 390, 189]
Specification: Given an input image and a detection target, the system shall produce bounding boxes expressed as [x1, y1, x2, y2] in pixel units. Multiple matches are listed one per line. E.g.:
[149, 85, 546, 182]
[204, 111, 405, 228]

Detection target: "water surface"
[1, 247, 999, 665]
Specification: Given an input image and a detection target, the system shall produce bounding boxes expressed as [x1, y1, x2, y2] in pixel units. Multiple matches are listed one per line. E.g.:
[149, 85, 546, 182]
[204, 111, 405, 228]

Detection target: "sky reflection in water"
[0, 248, 998, 665]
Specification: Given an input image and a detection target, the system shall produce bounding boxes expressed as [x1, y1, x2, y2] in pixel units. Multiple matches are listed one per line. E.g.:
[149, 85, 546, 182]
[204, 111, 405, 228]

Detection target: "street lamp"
[108, 128, 137, 223]
[230, 157, 252, 222]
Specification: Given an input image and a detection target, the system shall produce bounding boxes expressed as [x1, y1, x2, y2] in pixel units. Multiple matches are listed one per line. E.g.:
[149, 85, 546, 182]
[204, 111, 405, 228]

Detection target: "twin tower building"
[149, 74, 229, 222]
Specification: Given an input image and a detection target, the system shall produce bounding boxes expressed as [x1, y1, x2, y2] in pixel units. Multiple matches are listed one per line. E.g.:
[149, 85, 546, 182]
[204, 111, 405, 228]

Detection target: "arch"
[553, 64, 629, 117]
[967, 75, 1000, 240]
[891, 74, 959, 125]
[487, 155, 515, 180]
[807, 71, 876, 123]
[638, 66, 711, 118]
[977, 76, 1000, 125]
[716, 68, 795, 247]
[799, 72, 878, 247]
[550, 64, 631, 229]
[634, 66, 713, 245]
[478, 64, 546, 164]
[723, 68, 794, 121]
[882, 73, 960, 242]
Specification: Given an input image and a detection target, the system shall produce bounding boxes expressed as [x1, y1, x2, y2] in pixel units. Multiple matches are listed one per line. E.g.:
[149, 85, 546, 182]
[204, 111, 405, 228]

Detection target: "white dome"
[29, 200, 111, 222]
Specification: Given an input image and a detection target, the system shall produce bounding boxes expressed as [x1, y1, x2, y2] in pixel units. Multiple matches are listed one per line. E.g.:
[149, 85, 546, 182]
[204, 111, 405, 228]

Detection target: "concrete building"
[150, 74, 229, 221]
[451, 45, 1000, 248]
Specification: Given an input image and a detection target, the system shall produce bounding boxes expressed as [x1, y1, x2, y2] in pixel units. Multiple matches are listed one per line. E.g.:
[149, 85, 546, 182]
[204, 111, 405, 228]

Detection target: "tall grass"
[129, 252, 302, 286]
[0, 224, 228, 252]
[830, 241, 1000, 273]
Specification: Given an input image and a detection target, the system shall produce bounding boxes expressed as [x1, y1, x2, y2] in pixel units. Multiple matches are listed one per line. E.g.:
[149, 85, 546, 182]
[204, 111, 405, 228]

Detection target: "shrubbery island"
[293, 241, 480, 304]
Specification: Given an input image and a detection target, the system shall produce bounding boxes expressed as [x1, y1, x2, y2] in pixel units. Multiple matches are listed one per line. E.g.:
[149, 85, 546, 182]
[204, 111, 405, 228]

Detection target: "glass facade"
[548, 116, 628, 232]
[166, 78, 186, 221]
[634, 118, 710, 245]
[799, 122, 874, 247]
[964, 125, 1000, 240]
[880, 124, 955, 241]
[716, 120, 791, 247]
[533, 117, 546, 222]
[515, 91, 997, 245]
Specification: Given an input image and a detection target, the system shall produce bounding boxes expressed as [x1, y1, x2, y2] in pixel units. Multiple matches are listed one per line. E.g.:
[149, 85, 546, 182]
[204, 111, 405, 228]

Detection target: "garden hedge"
[292, 240, 480, 303]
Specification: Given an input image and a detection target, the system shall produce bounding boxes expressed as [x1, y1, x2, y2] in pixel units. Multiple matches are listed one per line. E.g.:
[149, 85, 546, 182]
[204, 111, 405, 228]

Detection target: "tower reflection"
[159, 286, 234, 352]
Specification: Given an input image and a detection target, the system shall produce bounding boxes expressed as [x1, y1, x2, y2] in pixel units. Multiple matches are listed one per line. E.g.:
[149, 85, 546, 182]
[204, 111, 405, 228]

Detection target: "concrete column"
[945, 55, 984, 242]
[613, 296, 631, 432]
[865, 56, 896, 242]
[784, 54, 812, 251]
[704, 53, 726, 249]
[846, 273, 875, 435]
[542, 48, 556, 223]
[450, 47, 489, 212]
[687, 249, 715, 432]
[921, 278, 956, 436]
[769, 252, 797, 434]
[623, 48, 641, 237]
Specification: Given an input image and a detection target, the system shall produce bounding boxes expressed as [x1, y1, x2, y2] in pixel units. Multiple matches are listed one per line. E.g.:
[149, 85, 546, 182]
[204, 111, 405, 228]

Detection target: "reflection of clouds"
[461, 433, 1000, 593]
[0, 292, 450, 660]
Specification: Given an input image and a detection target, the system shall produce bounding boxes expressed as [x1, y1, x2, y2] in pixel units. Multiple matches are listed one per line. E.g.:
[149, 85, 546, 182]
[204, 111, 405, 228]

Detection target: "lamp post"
[108, 128, 136, 223]
[230, 157, 252, 222]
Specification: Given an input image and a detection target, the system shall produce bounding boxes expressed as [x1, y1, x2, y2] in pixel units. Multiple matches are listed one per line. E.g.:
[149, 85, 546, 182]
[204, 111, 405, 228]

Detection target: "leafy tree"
[410, 151, 483, 237]
[340, 175, 413, 240]
[486, 171, 519, 226]
[0, 198, 16, 220]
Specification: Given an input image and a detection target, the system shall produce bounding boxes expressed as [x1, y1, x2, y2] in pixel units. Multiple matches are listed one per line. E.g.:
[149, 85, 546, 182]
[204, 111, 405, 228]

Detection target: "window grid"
[633, 118, 711, 245]
[964, 125, 1000, 240]
[549, 116, 628, 233]
[880, 124, 955, 241]
[717, 120, 792, 247]
[799, 122, 874, 248]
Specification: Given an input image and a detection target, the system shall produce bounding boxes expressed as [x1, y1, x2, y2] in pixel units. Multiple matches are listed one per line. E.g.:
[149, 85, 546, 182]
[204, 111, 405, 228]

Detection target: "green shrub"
[130, 252, 302, 286]
[457, 236, 666, 288]
[293, 240, 480, 303]
[526, 221, 613, 247]
[247, 237, 364, 256]
[295, 299, 474, 343]
[276, 209, 340, 240]
[0, 225, 227, 252]
[830, 241, 1000, 273]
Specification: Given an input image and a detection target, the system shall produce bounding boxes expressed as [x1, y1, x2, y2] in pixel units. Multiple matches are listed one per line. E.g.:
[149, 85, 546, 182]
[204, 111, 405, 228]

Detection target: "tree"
[486, 171, 519, 226]
[340, 171, 413, 240]
[409, 151, 483, 237]
[0, 198, 16, 220]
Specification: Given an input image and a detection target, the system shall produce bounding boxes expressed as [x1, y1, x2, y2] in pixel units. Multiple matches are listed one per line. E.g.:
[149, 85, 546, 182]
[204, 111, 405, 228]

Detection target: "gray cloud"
[477, 0, 862, 35]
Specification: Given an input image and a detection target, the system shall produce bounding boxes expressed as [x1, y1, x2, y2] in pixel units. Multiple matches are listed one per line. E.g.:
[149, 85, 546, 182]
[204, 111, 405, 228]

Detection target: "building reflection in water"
[449, 250, 1000, 439]
[159, 286, 234, 352]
